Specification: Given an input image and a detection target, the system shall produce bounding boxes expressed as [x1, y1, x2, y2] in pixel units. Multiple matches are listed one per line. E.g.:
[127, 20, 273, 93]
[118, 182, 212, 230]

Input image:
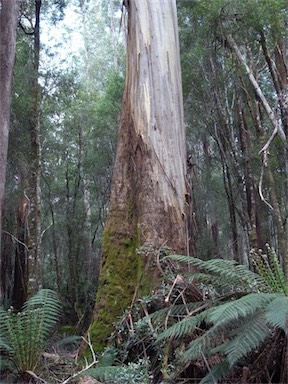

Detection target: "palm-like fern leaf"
[199, 360, 230, 384]
[221, 313, 270, 366]
[265, 295, 288, 334]
[165, 254, 268, 292]
[23, 289, 61, 338]
[183, 325, 223, 362]
[156, 309, 210, 342]
[208, 293, 277, 326]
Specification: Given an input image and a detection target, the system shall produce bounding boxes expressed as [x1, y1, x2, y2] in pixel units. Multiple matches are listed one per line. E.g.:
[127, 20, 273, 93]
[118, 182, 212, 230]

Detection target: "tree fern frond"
[266, 245, 288, 294]
[0, 355, 17, 373]
[199, 360, 230, 384]
[265, 295, 288, 334]
[0, 337, 14, 354]
[223, 313, 270, 366]
[156, 309, 210, 342]
[208, 293, 277, 326]
[182, 325, 222, 362]
[251, 246, 288, 294]
[151, 301, 208, 324]
[24, 289, 61, 323]
[166, 255, 268, 292]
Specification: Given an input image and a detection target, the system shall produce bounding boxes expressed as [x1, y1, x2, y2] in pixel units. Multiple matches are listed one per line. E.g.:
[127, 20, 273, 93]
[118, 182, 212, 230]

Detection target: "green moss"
[87, 210, 153, 353]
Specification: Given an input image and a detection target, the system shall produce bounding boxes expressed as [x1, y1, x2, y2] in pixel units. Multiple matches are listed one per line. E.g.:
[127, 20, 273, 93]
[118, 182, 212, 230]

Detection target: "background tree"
[0, 0, 19, 301]
[179, 0, 288, 270]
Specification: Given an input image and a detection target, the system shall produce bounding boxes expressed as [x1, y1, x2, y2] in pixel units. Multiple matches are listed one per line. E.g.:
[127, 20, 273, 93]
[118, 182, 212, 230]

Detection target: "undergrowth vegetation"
[0, 246, 287, 383]
[84, 245, 288, 383]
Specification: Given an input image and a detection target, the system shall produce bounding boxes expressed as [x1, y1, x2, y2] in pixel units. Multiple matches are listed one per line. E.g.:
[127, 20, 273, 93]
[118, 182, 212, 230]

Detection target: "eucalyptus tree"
[0, 0, 19, 301]
[88, 0, 189, 349]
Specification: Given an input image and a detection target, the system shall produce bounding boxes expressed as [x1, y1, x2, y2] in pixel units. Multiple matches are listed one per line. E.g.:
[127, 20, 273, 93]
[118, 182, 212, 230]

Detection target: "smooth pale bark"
[111, 0, 187, 246]
[0, 0, 19, 298]
[89, 0, 188, 349]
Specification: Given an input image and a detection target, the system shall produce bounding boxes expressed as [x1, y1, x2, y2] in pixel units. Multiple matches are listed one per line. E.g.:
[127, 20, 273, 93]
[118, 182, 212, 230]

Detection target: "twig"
[258, 154, 274, 211]
[201, 352, 217, 384]
[61, 334, 98, 384]
[139, 299, 157, 338]
[25, 371, 47, 383]
[2, 230, 29, 251]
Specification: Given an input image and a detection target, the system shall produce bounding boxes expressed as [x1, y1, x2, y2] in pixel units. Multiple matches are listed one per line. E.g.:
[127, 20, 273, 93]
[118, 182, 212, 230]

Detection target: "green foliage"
[164, 254, 269, 294]
[0, 289, 61, 374]
[251, 244, 288, 295]
[86, 359, 150, 384]
[156, 254, 288, 383]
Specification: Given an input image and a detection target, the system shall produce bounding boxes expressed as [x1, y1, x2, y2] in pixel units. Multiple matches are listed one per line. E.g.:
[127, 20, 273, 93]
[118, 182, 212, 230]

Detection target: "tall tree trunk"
[89, 0, 188, 350]
[12, 184, 29, 310]
[0, 0, 19, 300]
[27, 0, 42, 296]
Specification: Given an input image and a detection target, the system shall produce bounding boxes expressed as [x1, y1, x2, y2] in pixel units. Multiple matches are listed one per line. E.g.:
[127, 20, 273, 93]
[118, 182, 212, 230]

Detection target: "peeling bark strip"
[0, 0, 19, 297]
[88, 0, 188, 350]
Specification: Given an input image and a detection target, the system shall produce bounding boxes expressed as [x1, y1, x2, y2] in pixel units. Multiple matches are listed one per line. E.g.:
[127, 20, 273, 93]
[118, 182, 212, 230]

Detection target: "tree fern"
[0, 289, 61, 374]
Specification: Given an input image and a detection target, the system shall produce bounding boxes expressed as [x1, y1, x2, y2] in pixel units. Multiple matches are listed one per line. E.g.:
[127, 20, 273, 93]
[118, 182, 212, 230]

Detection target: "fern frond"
[182, 325, 222, 362]
[156, 309, 210, 342]
[166, 255, 268, 292]
[222, 313, 270, 366]
[251, 246, 288, 294]
[199, 360, 230, 384]
[151, 301, 208, 324]
[0, 337, 14, 354]
[24, 289, 61, 338]
[266, 245, 288, 294]
[265, 295, 288, 334]
[208, 293, 277, 326]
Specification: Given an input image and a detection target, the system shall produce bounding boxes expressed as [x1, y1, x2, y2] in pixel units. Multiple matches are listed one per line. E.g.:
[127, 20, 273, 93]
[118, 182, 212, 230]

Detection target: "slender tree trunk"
[202, 133, 219, 258]
[27, 0, 42, 296]
[0, 0, 19, 300]
[12, 185, 29, 310]
[89, 0, 188, 350]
